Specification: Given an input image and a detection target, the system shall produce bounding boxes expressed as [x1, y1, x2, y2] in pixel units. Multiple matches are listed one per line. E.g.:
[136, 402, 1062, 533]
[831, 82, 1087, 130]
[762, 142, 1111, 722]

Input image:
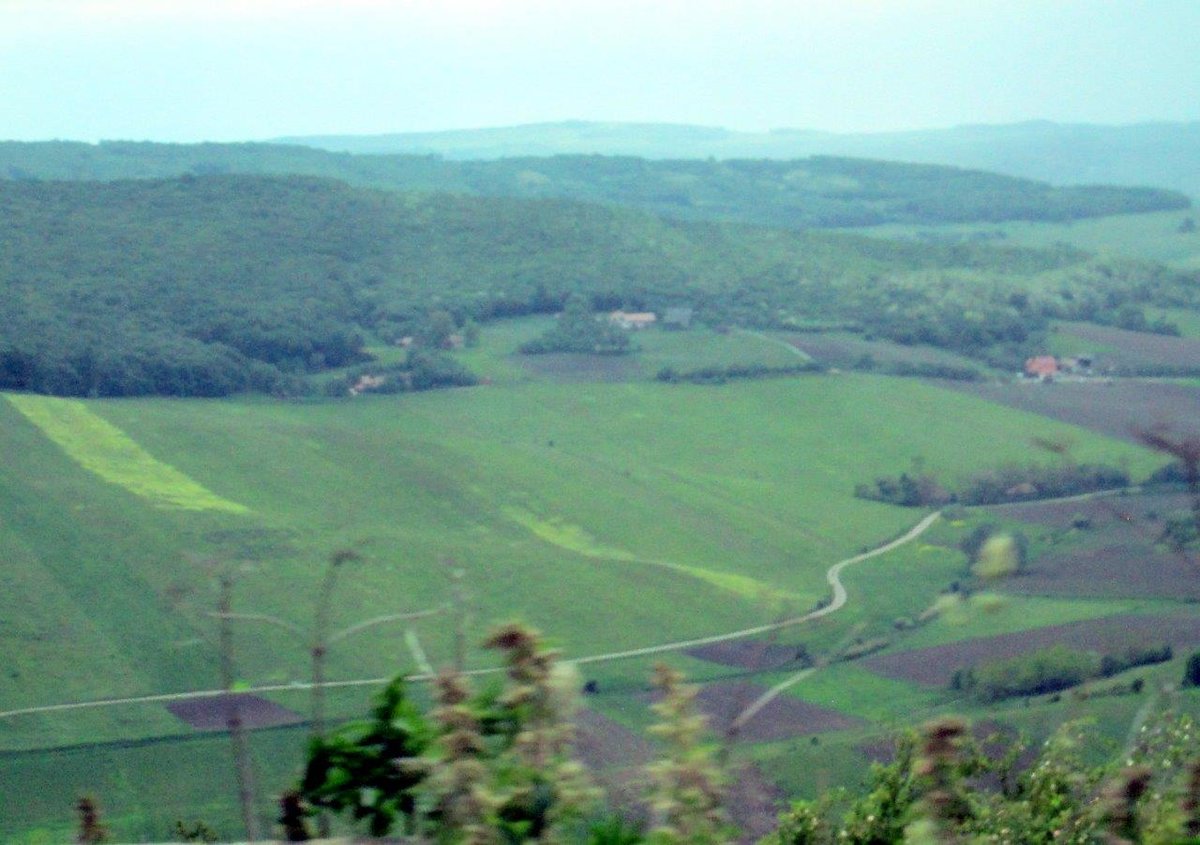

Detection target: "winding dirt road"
[0, 511, 940, 722]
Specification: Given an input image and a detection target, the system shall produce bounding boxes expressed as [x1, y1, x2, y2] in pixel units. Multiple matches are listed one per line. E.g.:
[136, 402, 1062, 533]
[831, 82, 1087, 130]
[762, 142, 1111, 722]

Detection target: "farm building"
[1023, 355, 1059, 380]
[609, 310, 657, 330]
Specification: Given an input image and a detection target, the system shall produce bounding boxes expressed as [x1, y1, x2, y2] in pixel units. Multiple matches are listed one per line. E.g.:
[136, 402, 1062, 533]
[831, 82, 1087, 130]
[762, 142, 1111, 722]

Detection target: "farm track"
[0, 512, 940, 725]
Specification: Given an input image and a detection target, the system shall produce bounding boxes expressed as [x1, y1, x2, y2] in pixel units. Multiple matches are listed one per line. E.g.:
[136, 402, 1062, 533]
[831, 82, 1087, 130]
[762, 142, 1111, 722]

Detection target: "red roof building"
[1024, 355, 1059, 379]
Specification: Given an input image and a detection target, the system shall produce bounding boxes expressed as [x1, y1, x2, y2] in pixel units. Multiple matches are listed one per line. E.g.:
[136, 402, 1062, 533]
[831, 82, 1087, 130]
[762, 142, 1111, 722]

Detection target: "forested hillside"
[2, 174, 1197, 397]
[0, 140, 1188, 229]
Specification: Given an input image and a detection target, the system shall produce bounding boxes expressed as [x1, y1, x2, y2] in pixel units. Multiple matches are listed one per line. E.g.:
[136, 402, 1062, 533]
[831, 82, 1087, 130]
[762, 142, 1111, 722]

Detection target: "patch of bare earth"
[986, 491, 1194, 528]
[725, 762, 789, 843]
[983, 493, 1200, 600]
[1011, 541, 1200, 600]
[687, 639, 813, 671]
[1058, 322, 1200, 370]
[517, 353, 642, 383]
[165, 693, 304, 730]
[862, 615, 1200, 687]
[694, 682, 864, 743]
[575, 705, 788, 842]
[940, 379, 1200, 443]
[574, 707, 656, 772]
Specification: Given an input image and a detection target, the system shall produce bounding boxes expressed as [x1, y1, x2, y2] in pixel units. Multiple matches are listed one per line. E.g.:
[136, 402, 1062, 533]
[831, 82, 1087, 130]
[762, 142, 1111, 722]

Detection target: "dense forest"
[2, 174, 1197, 397]
[0, 140, 1189, 230]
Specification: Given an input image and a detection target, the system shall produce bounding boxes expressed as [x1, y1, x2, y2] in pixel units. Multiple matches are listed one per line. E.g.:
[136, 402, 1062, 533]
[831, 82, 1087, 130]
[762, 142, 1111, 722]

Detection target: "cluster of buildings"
[608, 307, 693, 330]
[1022, 353, 1094, 381]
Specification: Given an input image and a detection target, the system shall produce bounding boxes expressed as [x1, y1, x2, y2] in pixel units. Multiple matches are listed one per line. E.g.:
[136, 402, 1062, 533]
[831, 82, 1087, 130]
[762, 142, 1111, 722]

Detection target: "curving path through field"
[0, 511, 940, 722]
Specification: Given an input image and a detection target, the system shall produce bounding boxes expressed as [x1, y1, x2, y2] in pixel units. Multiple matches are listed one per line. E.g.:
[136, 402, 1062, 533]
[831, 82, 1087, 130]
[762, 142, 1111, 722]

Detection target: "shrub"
[1184, 651, 1200, 688]
[957, 646, 1101, 702]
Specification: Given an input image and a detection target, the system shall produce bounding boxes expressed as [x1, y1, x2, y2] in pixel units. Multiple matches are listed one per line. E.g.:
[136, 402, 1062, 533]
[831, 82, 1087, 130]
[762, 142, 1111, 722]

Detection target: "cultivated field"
[862, 614, 1200, 686]
[1053, 321, 1200, 370]
[942, 378, 1200, 442]
[784, 332, 990, 373]
[985, 491, 1200, 600]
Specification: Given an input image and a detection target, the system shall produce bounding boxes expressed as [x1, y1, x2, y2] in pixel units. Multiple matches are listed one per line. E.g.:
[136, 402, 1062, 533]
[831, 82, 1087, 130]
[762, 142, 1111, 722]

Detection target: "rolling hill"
[275, 119, 1200, 197]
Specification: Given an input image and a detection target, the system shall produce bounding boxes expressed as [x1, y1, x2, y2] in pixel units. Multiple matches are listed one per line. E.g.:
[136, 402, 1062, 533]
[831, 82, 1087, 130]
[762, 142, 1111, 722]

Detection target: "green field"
[456, 317, 811, 385]
[0, 371, 1160, 728]
[0, 351, 1177, 839]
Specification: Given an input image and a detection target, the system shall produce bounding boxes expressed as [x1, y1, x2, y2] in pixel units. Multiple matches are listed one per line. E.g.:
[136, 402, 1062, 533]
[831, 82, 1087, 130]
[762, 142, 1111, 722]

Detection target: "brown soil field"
[1009, 541, 1200, 600]
[693, 682, 864, 743]
[988, 491, 1194, 528]
[725, 762, 789, 842]
[165, 693, 305, 730]
[1057, 322, 1200, 370]
[862, 614, 1200, 687]
[574, 707, 657, 772]
[573, 707, 657, 830]
[942, 379, 1200, 443]
[517, 353, 642, 382]
[984, 492, 1200, 600]
[687, 639, 813, 671]
[575, 706, 784, 841]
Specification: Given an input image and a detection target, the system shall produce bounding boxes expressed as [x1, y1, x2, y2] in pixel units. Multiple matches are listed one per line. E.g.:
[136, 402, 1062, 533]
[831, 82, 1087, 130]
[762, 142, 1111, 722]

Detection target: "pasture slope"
[856, 208, 1200, 269]
[0, 368, 1171, 841]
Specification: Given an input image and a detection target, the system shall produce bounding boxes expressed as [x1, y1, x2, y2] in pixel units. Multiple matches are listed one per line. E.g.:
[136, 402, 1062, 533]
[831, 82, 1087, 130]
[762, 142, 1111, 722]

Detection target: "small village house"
[609, 310, 657, 330]
[1023, 355, 1059, 380]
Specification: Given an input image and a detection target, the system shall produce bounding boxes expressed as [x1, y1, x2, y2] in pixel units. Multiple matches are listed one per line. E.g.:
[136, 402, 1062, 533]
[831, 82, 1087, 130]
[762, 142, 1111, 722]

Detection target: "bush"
[1098, 643, 1172, 678]
[954, 643, 1173, 702]
[957, 462, 1130, 505]
[1184, 651, 1200, 688]
[963, 646, 1100, 702]
[959, 525, 1028, 579]
[656, 361, 824, 384]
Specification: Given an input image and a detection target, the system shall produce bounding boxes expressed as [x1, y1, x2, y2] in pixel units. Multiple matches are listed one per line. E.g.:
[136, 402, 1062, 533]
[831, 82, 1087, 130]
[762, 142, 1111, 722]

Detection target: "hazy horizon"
[4, 0, 1199, 144]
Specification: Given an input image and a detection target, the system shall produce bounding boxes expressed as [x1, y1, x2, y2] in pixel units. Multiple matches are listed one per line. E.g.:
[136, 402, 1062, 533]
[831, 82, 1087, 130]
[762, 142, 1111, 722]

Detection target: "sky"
[2, 0, 1199, 143]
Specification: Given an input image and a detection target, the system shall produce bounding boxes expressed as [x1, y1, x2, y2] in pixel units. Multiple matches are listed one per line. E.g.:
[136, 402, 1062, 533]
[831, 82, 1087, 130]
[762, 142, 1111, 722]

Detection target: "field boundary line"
[0, 511, 940, 723]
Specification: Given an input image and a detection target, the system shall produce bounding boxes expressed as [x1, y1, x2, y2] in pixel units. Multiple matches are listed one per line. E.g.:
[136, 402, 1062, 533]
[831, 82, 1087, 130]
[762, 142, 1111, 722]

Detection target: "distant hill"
[0, 140, 1187, 230]
[2, 174, 1193, 398]
[274, 120, 1200, 198]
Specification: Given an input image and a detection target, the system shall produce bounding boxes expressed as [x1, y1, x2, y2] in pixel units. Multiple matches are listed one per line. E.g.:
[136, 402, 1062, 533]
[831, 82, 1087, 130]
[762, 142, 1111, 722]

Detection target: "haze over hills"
[274, 120, 1200, 199]
[0, 140, 1188, 233]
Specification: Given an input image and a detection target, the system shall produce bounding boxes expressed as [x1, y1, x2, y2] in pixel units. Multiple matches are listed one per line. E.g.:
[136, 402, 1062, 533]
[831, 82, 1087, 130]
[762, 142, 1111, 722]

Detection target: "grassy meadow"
[855, 208, 1200, 269]
[0, 322, 1181, 840]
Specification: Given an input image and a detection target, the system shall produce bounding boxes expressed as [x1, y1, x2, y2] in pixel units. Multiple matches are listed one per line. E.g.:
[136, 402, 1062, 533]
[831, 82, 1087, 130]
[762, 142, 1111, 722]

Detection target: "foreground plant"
[300, 678, 432, 837]
[483, 623, 598, 843]
[645, 663, 732, 845]
[426, 669, 498, 844]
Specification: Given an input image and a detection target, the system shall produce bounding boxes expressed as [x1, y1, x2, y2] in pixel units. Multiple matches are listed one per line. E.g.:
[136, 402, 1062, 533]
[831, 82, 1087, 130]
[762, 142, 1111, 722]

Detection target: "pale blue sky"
[2, 0, 1198, 142]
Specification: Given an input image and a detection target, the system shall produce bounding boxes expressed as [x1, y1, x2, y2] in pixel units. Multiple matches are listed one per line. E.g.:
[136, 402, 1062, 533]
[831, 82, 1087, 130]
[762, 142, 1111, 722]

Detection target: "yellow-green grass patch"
[4, 394, 248, 514]
[503, 506, 796, 603]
